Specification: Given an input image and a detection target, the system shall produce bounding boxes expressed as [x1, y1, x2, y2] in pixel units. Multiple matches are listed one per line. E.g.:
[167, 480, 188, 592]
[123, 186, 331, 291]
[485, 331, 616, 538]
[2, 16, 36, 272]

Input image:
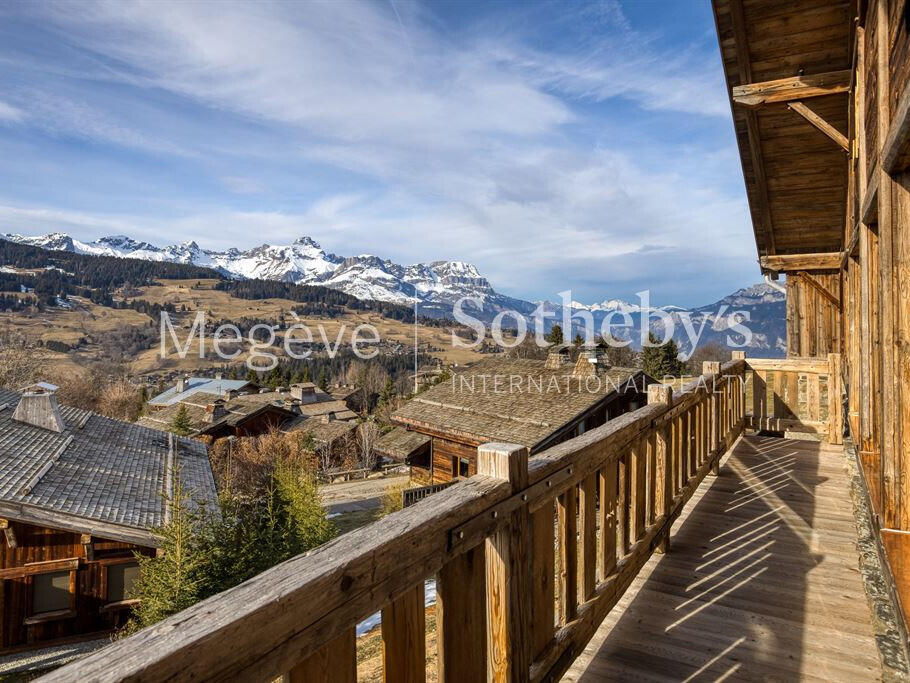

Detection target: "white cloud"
[0, 100, 24, 122]
[0, 0, 753, 303]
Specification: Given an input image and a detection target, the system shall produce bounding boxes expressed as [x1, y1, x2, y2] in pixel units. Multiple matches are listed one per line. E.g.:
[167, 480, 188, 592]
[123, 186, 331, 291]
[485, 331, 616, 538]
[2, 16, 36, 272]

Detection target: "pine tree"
[169, 404, 193, 437]
[545, 324, 564, 346]
[317, 368, 329, 392]
[641, 333, 685, 379]
[129, 471, 204, 629]
[573, 333, 584, 346]
[246, 368, 259, 384]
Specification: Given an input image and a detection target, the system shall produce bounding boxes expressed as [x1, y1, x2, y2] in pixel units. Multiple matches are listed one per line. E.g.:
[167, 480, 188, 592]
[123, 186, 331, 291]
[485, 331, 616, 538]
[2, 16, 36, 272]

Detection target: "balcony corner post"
[703, 362, 722, 475]
[478, 442, 531, 682]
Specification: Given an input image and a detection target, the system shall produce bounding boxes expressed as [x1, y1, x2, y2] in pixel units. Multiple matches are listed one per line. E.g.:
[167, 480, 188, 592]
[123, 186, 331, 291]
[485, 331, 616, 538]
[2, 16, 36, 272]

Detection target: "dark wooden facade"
[0, 519, 153, 650]
[714, 0, 910, 628]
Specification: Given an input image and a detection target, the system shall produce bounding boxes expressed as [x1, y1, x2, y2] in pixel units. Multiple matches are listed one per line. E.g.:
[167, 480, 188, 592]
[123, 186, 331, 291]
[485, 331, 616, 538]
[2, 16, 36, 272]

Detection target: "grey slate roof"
[148, 378, 252, 406]
[0, 388, 215, 546]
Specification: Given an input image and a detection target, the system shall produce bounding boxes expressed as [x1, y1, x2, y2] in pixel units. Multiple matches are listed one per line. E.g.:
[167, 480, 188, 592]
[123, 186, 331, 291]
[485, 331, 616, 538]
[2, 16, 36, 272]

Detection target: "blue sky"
[0, 0, 757, 307]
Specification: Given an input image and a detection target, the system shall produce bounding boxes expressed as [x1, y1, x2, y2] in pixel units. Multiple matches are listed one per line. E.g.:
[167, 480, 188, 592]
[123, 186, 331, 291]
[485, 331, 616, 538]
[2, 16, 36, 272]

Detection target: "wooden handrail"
[43, 357, 752, 683]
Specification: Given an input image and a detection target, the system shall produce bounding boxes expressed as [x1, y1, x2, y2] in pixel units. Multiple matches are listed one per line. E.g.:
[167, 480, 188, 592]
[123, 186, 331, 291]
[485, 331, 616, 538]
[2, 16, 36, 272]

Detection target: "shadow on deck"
[564, 435, 880, 681]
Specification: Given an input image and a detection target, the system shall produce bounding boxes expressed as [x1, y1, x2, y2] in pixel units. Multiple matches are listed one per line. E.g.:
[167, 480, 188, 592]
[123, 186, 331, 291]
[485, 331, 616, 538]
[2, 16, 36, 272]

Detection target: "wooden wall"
[841, 0, 910, 626]
[785, 273, 842, 357]
[0, 520, 153, 649]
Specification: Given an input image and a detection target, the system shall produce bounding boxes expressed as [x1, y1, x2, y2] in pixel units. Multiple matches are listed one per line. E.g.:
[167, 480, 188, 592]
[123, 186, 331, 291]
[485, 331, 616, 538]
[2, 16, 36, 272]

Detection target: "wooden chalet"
[390, 351, 653, 483]
[45, 2, 910, 681]
[0, 386, 215, 651]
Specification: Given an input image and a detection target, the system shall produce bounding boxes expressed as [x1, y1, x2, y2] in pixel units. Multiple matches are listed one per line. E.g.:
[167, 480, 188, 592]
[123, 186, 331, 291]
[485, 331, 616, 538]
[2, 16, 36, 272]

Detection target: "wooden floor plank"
[562, 435, 880, 682]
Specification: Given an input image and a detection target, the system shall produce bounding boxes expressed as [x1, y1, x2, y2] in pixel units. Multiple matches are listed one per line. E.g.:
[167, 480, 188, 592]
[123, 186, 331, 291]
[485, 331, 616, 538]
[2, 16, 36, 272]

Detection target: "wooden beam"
[0, 518, 15, 550]
[733, 70, 851, 107]
[882, 79, 910, 173]
[81, 533, 94, 562]
[729, 0, 776, 254]
[797, 272, 841, 309]
[788, 101, 849, 152]
[760, 252, 844, 272]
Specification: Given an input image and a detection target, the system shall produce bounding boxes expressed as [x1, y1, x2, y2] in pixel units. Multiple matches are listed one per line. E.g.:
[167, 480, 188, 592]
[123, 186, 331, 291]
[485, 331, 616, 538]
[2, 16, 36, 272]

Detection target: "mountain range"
[2, 231, 786, 356]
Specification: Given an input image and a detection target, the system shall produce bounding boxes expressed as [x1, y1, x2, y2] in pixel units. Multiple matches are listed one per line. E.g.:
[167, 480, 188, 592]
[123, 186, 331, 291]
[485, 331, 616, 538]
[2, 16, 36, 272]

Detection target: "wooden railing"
[402, 481, 454, 508]
[43, 357, 749, 683]
[745, 353, 842, 444]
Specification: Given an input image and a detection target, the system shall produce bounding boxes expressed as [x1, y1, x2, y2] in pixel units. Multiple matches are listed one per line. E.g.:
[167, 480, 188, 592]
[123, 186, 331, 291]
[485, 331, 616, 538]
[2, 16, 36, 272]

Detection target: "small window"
[459, 457, 469, 478]
[107, 562, 140, 603]
[33, 571, 72, 614]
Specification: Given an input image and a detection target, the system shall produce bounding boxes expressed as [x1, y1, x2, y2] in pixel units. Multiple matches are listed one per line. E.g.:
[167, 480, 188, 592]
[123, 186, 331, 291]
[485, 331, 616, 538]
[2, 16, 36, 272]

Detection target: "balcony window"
[107, 562, 140, 603]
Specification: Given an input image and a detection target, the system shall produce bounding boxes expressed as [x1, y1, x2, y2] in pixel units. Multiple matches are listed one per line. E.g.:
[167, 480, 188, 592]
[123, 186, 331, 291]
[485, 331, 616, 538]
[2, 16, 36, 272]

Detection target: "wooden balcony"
[42, 354, 880, 682]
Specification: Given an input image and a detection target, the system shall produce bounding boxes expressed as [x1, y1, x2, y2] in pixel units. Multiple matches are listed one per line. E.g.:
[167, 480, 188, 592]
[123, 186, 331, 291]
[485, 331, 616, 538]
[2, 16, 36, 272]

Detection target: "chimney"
[321, 411, 336, 423]
[291, 383, 318, 404]
[223, 388, 237, 401]
[215, 372, 223, 380]
[544, 345, 570, 369]
[176, 375, 189, 394]
[204, 399, 227, 423]
[13, 385, 65, 432]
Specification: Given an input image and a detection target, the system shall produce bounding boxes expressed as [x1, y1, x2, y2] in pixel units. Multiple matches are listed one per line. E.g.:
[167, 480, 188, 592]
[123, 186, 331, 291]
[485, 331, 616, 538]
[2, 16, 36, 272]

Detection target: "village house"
[0, 385, 216, 650]
[383, 347, 655, 483]
[137, 382, 357, 439]
[146, 374, 257, 409]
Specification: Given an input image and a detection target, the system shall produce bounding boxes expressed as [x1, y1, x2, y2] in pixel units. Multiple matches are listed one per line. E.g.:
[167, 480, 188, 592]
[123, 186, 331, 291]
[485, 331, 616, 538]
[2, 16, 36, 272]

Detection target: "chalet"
[137, 382, 356, 439]
[0, 385, 215, 650]
[137, 391, 297, 439]
[280, 414, 358, 462]
[388, 348, 654, 483]
[147, 375, 255, 408]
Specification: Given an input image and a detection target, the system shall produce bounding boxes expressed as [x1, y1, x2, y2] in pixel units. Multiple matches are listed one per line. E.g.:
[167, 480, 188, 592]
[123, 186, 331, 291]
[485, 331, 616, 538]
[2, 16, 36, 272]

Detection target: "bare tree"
[315, 440, 333, 474]
[356, 420, 380, 471]
[0, 328, 40, 390]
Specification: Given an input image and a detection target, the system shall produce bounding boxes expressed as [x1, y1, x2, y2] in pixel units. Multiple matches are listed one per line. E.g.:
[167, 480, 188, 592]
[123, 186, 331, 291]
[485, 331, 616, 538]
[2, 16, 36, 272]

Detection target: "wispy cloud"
[0, 100, 24, 123]
[0, 0, 751, 305]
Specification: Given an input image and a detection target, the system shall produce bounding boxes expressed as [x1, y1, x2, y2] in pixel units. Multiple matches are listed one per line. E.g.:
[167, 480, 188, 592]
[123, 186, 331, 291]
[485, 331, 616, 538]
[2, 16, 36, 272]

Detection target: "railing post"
[648, 384, 673, 554]
[703, 361, 722, 475]
[478, 443, 531, 683]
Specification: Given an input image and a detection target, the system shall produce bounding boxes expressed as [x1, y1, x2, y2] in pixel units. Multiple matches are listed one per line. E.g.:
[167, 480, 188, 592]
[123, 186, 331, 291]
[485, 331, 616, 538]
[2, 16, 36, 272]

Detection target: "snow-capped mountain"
[2, 231, 523, 317]
[2, 231, 787, 355]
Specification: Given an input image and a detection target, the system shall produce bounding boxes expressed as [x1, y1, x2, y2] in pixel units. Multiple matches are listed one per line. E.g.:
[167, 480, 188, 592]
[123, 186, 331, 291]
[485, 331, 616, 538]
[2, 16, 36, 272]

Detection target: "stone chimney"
[204, 399, 227, 423]
[544, 345, 571, 369]
[13, 385, 65, 432]
[215, 372, 223, 380]
[321, 411, 336, 423]
[571, 344, 610, 378]
[223, 388, 238, 401]
[291, 383, 318, 404]
[176, 375, 189, 394]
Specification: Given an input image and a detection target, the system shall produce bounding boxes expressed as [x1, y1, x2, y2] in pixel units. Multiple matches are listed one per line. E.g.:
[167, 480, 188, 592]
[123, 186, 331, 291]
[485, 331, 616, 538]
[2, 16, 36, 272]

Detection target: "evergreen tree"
[246, 368, 259, 384]
[573, 333, 584, 346]
[169, 404, 193, 437]
[317, 368, 329, 392]
[130, 471, 204, 628]
[302, 366, 311, 382]
[641, 333, 685, 379]
[545, 324, 564, 346]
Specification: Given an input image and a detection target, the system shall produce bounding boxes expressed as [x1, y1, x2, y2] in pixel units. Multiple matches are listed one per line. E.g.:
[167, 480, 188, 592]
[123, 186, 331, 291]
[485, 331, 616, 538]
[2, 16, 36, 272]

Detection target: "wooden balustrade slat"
[530, 501, 555, 660]
[382, 584, 426, 683]
[630, 439, 646, 542]
[617, 453, 629, 555]
[437, 544, 486, 682]
[598, 466, 617, 580]
[288, 627, 356, 683]
[578, 473, 597, 601]
[647, 431, 657, 526]
[557, 484, 578, 625]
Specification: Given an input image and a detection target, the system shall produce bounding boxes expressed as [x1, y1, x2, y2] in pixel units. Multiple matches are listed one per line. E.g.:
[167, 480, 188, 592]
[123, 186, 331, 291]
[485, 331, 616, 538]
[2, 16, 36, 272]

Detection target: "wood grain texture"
[381, 583, 425, 683]
[564, 436, 881, 682]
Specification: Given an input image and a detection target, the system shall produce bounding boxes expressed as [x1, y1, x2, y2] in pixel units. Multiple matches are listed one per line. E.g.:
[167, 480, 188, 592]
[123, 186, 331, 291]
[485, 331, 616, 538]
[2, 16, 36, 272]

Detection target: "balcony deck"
[565, 435, 880, 681]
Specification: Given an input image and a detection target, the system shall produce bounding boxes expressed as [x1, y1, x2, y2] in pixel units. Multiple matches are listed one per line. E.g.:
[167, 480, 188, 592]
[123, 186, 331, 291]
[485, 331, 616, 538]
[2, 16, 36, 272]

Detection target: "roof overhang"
[712, 0, 853, 264]
[0, 499, 160, 548]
